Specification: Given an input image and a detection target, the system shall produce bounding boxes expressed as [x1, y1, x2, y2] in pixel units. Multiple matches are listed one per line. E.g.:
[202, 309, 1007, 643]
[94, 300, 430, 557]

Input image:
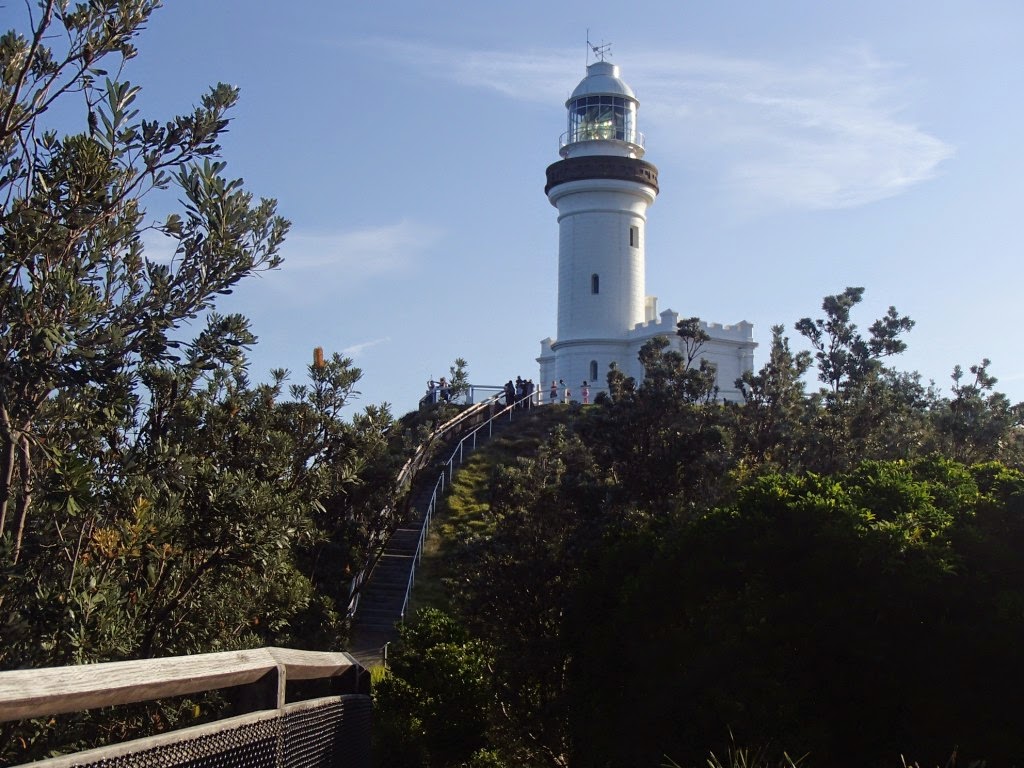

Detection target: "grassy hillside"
[408, 405, 579, 614]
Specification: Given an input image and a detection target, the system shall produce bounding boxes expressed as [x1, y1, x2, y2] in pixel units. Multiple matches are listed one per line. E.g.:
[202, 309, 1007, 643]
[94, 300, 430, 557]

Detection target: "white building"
[537, 58, 756, 401]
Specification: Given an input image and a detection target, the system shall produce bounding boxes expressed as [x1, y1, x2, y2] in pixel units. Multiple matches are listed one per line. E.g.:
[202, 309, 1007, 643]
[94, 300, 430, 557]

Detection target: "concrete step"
[355, 609, 402, 624]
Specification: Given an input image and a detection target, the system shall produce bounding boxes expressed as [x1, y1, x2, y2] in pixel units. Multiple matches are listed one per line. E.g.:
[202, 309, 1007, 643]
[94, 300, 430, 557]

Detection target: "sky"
[28, 0, 1024, 415]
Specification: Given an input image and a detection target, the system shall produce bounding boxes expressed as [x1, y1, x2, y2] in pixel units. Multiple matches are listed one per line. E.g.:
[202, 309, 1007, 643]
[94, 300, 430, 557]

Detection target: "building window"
[591, 273, 599, 294]
[590, 360, 598, 382]
[629, 225, 639, 248]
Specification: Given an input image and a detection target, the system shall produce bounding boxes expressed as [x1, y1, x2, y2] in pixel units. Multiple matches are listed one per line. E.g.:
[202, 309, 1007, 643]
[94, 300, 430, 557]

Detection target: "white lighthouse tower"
[538, 54, 756, 400]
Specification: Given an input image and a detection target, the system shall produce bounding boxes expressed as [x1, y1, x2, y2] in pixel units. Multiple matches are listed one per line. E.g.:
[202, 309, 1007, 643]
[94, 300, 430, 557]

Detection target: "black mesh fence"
[21, 695, 371, 768]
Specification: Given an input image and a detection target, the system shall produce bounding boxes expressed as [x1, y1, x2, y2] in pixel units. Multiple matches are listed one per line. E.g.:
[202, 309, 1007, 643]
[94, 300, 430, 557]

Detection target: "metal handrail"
[346, 396, 503, 619]
[399, 392, 538, 621]
[559, 129, 645, 150]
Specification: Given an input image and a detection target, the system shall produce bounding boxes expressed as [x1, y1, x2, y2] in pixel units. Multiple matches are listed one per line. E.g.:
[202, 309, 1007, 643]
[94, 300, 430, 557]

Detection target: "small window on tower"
[591, 274, 600, 294]
[629, 226, 640, 248]
[590, 360, 598, 382]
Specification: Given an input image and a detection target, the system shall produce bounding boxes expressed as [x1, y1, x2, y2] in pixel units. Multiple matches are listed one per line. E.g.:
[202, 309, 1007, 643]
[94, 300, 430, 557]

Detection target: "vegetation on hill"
[375, 289, 1023, 768]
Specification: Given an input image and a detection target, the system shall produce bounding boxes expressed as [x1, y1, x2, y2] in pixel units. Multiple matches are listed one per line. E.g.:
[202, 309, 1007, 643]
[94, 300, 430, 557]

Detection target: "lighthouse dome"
[568, 60, 636, 102]
[561, 60, 643, 157]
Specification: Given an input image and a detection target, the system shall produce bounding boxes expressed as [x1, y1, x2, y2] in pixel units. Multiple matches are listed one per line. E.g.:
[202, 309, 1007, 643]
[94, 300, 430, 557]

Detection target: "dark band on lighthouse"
[544, 156, 659, 195]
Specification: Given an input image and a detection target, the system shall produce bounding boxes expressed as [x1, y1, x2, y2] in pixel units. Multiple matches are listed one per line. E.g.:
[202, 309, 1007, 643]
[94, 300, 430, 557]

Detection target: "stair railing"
[399, 392, 537, 622]
[347, 395, 507, 619]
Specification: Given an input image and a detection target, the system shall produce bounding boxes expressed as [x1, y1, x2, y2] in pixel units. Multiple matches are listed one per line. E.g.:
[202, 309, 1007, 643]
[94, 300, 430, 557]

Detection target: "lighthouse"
[538, 55, 756, 400]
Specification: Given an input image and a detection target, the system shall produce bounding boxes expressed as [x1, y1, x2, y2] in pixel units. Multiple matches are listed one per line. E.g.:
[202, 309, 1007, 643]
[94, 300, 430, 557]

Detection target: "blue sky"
[85, 0, 1024, 415]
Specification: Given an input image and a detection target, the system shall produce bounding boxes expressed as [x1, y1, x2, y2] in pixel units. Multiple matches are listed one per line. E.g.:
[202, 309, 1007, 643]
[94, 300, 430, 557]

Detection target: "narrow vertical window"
[590, 360, 598, 382]
[591, 273, 599, 294]
[629, 226, 639, 248]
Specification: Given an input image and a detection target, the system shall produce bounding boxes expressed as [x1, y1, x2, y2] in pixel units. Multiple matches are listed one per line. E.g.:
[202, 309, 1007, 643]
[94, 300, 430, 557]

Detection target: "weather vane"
[586, 30, 612, 63]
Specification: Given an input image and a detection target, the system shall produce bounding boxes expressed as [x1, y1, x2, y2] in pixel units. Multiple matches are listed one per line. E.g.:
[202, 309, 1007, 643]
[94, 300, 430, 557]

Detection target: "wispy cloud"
[280, 219, 442, 277]
[143, 218, 441, 281]
[342, 336, 391, 358]
[140, 228, 177, 263]
[366, 40, 954, 211]
[358, 39, 577, 104]
[213, 219, 443, 308]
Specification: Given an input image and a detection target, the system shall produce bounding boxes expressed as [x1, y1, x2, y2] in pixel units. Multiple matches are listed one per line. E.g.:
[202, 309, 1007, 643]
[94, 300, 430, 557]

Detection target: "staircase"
[345, 396, 531, 668]
[346, 484, 435, 667]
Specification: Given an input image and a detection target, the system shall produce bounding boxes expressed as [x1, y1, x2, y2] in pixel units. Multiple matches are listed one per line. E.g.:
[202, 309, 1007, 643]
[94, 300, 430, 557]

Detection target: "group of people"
[422, 376, 451, 406]
[501, 377, 595, 408]
[548, 379, 591, 405]
[425, 374, 595, 410]
[504, 377, 537, 409]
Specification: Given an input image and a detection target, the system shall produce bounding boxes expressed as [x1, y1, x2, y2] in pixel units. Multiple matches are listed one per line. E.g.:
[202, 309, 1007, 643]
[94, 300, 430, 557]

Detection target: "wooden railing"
[0, 647, 371, 767]
[0, 647, 368, 723]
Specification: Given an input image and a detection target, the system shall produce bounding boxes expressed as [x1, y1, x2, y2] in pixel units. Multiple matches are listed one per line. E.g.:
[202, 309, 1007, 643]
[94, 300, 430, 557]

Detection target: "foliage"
[589, 337, 733, 509]
[373, 608, 495, 768]
[561, 458, 1024, 767]
[734, 325, 812, 469]
[930, 359, 1024, 464]
[414, 288, 1024, 768]
[0, 4, 404, 762]
[793, 287, 921, 472]
[794, 287, 914, 395]
[447, 357, 471, 403]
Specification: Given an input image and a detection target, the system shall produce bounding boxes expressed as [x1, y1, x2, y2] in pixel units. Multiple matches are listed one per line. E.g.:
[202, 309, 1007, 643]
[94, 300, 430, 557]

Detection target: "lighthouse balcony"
[559, 130, 645, 160]
[560, 128, 644, 150]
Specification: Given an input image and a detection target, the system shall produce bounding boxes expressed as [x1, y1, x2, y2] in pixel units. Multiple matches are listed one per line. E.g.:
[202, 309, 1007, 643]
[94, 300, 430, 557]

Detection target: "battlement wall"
[630, 309, 754, 344]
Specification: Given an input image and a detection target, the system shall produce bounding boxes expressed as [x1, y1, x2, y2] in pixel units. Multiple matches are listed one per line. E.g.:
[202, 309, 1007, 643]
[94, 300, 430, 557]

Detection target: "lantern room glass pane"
[568, 95, 637, 144]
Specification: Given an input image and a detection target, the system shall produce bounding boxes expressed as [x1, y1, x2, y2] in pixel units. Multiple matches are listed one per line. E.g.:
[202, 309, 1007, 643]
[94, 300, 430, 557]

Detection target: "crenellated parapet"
[630, 309, 755, 345]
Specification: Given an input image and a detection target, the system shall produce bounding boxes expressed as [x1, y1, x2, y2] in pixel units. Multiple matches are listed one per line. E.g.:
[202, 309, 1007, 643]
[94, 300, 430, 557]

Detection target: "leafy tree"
[734, 325, 812, 468]
[447, 357, 471, 403]
[794, 288, 917, 471]
[675, 316, 710, 367]
[931, 359, 1024, 464]
[565, 458, 1024, 768]
[373, 608, 494, 768]
[794, 287, 914, 395]
[449, 427, 611, 767]
[1, 1, 287, 560]
[0, 4, 403, 760]
[591, 337, 731, 508]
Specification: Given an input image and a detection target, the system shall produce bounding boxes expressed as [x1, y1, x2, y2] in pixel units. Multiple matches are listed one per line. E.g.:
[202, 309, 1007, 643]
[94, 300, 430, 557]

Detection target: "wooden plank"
[0, 647, 361, 723]
[264, 648, 359, 681]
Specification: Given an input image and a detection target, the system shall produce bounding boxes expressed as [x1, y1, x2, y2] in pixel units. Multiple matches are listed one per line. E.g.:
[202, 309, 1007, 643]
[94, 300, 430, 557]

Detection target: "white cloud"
[342, 336, 391, 358]
[632, 48, 954, 210]
[217, 219, 442, 308]
[368, 41, 954, 211]
[143, 218, 443, 285]
[140, 228, 177, 263]
[358, 39, 578, 104]
[280, 219, 441, 277]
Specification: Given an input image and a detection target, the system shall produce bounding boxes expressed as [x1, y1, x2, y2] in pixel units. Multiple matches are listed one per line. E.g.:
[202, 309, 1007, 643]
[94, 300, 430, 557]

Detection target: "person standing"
[581, 381, 590, 404]
[549, 380, 557, 404]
